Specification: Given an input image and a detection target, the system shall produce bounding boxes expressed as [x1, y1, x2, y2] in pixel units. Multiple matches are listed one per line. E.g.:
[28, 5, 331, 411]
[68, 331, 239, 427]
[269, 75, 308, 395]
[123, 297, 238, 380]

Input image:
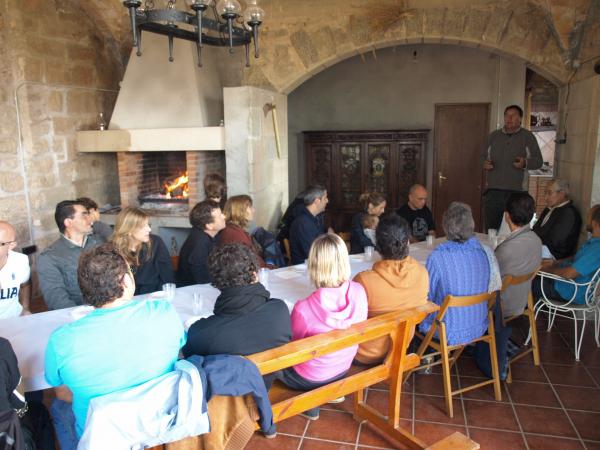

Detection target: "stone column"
[224, 87, 288, 231]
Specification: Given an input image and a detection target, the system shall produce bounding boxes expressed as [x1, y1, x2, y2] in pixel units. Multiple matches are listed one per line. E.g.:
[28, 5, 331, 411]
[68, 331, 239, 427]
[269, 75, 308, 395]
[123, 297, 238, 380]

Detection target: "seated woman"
[532, 179, 582, 259]
[111, 207, 175, 295]
[276, 234, 368, 420]
[350, 192, 386, 254]
[418, 202, 501, 346]
[219, 195, 266, 267]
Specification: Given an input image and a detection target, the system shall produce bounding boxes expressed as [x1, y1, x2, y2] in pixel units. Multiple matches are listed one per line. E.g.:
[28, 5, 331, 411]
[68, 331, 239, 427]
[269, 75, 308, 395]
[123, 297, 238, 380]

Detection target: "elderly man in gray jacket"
[495, 192, 542, 317]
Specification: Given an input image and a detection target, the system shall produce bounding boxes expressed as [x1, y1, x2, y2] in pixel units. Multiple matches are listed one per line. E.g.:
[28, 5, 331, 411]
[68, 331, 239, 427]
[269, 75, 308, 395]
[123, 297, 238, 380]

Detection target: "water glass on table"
[364, 246, 374, 261]
[258, 267, 270, 290]
[192, 292, 204, 316]
[426, 234, 434, 248]
[162, 283, 176, 302]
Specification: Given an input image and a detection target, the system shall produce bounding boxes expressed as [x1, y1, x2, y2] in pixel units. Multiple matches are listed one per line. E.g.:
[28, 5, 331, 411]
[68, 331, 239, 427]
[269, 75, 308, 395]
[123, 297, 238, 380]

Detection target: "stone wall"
[0, 0, 124, 250]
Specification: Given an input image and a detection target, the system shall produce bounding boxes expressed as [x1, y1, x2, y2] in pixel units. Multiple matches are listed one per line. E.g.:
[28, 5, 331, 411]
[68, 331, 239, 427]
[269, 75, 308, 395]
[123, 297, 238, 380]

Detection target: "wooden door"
[433, 104, 490, 234]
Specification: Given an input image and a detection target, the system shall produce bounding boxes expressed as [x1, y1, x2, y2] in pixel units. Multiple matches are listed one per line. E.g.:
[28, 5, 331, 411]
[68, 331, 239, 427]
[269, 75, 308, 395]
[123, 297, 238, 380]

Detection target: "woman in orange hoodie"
[353, 213, 429, 364]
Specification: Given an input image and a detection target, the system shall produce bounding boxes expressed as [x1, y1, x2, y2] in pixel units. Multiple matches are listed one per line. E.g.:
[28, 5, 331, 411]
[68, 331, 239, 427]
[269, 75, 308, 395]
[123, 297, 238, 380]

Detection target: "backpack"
[252, 228, 286, 268]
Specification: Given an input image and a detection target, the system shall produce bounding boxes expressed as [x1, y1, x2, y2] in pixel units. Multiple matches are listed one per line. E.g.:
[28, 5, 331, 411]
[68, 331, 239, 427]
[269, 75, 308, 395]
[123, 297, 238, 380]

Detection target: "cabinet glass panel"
[367, 144, 390, 194]
[340, 144, 361, 207]
[310, 145, 332, 191]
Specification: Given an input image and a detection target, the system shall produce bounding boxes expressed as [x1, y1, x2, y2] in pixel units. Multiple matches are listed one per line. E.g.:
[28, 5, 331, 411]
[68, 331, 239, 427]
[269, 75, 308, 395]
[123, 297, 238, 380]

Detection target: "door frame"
[432, 103, 491, 234]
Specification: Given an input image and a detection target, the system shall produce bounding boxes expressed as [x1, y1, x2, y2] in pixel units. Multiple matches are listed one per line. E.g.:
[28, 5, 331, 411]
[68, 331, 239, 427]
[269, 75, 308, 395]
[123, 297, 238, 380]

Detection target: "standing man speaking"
[482, 105, 543, 231]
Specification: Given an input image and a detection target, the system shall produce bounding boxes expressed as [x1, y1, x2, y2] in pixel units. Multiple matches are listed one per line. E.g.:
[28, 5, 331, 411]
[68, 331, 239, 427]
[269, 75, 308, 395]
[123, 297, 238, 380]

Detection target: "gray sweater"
[37, 234, 101, 310]
[483, 127, 543, 191]
[495, 226, 542, 318]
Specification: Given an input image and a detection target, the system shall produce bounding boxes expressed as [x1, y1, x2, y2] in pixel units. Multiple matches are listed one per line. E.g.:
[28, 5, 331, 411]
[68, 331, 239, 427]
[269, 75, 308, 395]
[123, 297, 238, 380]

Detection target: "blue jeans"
[50, 399, 79, 450]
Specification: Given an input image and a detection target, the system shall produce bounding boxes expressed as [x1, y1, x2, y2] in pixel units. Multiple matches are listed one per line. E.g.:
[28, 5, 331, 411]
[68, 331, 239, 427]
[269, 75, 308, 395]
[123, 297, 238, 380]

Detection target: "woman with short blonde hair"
[308, 234, 351, 288]
[275, 233, 368, 420]
[219, 195, 266, 267]
[111, 207, 174, 295]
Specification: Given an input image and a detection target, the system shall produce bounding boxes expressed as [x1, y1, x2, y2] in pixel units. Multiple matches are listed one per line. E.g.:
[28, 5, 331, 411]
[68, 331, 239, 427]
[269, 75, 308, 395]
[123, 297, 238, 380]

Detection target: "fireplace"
[117, 150, 226, 214]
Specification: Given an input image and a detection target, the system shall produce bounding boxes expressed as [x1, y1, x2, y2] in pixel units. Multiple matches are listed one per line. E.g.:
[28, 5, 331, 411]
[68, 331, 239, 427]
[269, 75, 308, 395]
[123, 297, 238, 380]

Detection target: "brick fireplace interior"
[117, 150, 226, 214]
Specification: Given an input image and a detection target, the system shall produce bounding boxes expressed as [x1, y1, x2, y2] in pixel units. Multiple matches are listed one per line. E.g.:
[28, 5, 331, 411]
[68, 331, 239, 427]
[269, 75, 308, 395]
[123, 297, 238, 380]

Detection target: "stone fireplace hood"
[77, 32, 225, 153]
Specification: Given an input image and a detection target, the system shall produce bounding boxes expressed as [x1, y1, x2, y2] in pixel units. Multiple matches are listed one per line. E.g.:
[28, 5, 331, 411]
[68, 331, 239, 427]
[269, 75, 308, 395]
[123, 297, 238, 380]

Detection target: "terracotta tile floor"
[247, 315, 600, 449]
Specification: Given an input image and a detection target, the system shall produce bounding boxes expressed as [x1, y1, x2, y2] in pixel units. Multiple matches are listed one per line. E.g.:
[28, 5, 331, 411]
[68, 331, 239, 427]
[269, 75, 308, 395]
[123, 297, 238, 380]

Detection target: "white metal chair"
[532, 268, 600, 361]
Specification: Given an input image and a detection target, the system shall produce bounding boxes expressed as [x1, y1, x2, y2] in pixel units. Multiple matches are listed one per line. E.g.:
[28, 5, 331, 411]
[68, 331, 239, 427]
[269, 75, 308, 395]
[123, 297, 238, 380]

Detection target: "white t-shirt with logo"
[0, 251, 30, 319]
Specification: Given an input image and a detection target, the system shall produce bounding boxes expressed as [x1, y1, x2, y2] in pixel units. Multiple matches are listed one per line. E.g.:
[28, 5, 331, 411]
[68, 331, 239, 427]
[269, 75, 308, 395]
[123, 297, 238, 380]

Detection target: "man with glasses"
[38, 200, 102, 310]
[0, 221, 31, 318]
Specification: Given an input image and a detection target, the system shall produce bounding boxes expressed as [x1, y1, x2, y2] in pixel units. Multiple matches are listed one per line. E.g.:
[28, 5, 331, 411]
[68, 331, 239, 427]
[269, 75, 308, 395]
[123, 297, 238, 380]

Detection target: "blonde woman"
[111, 207, 174, 295]
[219, 195, 266, 267]
[275, 234, 368, 420]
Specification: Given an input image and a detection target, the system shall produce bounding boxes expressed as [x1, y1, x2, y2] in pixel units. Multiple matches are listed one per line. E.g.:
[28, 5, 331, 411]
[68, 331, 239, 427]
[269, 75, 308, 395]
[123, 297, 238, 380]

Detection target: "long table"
[0, 235, 491, 392]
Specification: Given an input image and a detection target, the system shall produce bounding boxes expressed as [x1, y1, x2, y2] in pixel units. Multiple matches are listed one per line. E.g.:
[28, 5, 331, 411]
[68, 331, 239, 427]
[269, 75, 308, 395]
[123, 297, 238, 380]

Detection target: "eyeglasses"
[0, 241, 16, 247]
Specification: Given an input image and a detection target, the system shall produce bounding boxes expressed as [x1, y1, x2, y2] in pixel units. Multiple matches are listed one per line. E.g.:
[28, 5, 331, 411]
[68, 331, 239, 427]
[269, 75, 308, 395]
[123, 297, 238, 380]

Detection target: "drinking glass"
[258, 268, 270, 289]
[426, 235, 434, 248]
[162, 283, 176, 302]
[364, 246, 374, 260]
[192, 292, 203, 315]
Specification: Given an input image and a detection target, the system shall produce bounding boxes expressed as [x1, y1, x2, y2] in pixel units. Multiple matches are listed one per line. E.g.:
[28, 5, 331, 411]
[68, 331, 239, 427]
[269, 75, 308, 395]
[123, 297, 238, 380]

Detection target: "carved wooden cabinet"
[304, 130, 429, 231]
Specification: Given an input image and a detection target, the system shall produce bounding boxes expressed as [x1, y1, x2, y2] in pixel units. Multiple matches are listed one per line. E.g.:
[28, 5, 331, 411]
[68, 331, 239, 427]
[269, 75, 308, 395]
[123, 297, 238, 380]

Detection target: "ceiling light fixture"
[122, 0, 265, 67]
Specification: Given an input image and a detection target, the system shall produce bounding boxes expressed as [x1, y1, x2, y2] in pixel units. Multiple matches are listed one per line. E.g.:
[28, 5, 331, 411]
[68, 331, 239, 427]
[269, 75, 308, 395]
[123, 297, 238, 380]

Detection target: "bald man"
[396, 185, 435, 242]
[0, 221, 31, 318]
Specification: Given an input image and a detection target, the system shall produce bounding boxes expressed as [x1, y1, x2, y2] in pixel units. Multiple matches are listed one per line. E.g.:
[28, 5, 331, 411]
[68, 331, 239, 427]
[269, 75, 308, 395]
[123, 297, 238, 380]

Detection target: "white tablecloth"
[0, 234, 491, 392]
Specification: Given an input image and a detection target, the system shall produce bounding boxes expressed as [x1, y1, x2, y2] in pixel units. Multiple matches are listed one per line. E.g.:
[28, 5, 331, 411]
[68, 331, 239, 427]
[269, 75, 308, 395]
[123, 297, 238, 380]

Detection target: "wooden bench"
[247, 302, 477, 449]
[149, 302, 479, 449]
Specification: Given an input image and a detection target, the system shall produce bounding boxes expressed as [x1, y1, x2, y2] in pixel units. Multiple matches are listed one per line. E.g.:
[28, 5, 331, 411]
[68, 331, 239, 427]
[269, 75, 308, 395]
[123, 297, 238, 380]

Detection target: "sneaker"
[300, 410, 320, 421]
[327, 396, 345, 404]
[264, 432, 277, 439]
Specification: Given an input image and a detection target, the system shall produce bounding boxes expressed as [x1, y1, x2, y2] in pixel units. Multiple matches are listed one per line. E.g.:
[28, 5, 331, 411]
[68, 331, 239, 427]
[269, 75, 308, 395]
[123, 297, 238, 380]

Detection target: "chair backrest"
[584, 267, 600, 306]
[282, 238, 291, 263]
[337, 231, 351, 252]
[436, 291, 497, 323]
[500, 268, 539, 293]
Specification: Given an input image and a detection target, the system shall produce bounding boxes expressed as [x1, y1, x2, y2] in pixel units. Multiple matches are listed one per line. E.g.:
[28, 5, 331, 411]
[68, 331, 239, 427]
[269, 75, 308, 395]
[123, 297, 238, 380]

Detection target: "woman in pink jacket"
[276, 233, 368, 420]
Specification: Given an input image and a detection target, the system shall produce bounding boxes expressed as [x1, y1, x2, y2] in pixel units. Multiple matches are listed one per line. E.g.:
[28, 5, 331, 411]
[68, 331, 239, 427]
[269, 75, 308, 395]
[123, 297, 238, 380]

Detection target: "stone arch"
[242, 2, 572, 93]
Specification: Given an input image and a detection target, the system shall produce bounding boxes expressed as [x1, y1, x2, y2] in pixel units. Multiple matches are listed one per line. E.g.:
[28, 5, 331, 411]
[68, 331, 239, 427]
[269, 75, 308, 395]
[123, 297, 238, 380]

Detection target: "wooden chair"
[410, 292, 502, 418]
[282, 238, 291, 265]
[500, 270, 540, 383]
[337, 231, 351, 252]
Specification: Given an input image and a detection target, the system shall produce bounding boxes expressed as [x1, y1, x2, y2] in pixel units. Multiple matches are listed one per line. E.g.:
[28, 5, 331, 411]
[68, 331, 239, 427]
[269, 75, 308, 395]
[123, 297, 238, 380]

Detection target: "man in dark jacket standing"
[183, 243, 291, 358]
[482, 105, 543, 231]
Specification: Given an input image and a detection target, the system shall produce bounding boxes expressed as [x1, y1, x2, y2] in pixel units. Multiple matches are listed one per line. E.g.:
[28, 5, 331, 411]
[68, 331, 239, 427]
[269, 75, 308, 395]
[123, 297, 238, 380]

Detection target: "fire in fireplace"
[138, 151, 189, 205]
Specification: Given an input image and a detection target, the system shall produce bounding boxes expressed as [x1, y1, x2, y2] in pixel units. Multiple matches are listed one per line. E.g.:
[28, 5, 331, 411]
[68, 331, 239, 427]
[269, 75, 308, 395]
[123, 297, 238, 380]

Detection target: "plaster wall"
[224, 87, 288, 231]
[110, 32, 224, 129]
[288, 44, 526, 198]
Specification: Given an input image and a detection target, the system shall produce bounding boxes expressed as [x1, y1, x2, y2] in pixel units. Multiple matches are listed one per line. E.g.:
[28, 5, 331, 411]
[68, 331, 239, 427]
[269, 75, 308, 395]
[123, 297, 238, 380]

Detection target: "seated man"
[289, 185, 328, 265]
[38, 200, 102, 310]
[76, 197, 112, 242]
[396, 184, 435, 242]
[533, 204, 600, 304]
[495, 192, 542, 317]
[183, 243, 291, 357]
[177, 200, 226, 286]
[532, 179, 581, 259]
[353, 214, 429, 364]
[0, 221, 31, 318]
[44, 243, 185, 448]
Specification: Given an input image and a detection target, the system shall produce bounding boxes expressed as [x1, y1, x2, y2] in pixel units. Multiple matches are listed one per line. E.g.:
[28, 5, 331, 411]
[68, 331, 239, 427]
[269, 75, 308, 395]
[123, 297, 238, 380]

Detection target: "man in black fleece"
[182, 243, 291, 359]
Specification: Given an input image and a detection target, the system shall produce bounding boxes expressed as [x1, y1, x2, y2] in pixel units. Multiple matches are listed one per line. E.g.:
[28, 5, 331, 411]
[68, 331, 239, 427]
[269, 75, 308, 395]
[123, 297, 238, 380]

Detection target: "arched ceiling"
[79, 0, 600, 87]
